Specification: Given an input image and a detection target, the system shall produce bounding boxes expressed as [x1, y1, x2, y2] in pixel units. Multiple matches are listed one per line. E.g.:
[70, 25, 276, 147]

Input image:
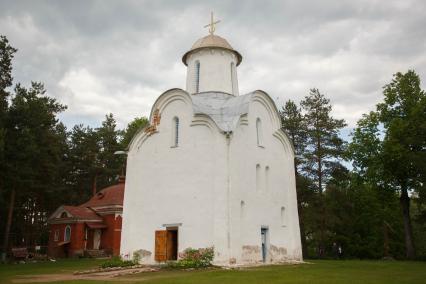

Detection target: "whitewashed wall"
[120, 89, 302, 265]
[186, 48, 239, 95]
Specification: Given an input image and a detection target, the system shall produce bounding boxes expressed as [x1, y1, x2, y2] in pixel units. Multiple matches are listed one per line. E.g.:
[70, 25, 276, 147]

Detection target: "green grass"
[1, 259, 425, 284]
[0, 258, 104, 283]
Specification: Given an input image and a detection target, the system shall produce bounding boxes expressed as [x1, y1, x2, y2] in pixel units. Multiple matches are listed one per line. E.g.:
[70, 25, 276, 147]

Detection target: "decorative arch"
[251, 90, 295, 155]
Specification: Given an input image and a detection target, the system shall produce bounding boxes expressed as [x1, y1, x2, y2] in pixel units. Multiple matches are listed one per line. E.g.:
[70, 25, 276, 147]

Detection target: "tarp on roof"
[191, 92, 253, 132]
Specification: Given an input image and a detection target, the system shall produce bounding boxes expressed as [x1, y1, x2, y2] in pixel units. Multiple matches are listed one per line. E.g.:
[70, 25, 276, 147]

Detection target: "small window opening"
[195, 61, 200, 93]
[256, 164, 261, 192]
[265, 166, 270, 192]
[256, 118, 263, 146]
[64, 225, 71, 242]
[54, 230, 59, 241]
[240, 200, 246, 219]
[231, 62, 235, 94]
[172, 117, 179, 147]
[281, 207, 286, 226]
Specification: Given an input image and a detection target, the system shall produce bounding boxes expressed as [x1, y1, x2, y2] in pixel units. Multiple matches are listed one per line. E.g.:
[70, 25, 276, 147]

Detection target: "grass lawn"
[1, 259, 425, 284]
[0, 258, 104, 283]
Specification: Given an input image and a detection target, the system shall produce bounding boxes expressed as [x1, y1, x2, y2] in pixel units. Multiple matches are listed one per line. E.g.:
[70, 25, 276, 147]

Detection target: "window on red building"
[64, 225, 71, 242]
[54, 230, 59, 241]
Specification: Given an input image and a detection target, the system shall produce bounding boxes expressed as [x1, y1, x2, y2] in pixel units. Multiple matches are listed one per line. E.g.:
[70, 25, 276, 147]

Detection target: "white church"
[120, 16, 302, 266]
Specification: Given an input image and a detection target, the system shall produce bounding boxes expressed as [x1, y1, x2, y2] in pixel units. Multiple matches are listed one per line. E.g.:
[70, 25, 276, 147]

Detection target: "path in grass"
[2, 259, 426, 284]
[0, 258, 104, 284]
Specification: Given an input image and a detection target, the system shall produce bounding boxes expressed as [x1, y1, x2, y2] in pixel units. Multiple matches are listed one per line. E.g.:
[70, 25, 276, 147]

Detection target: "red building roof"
[62, 206, 103, 221]
[80, 177, 125, 208]
[48, 177, 125, 224]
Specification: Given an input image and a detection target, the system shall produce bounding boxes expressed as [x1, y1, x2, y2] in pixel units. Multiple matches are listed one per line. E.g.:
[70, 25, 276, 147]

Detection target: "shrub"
[168, 247, 214, 269]
[100, 256, 137, 268]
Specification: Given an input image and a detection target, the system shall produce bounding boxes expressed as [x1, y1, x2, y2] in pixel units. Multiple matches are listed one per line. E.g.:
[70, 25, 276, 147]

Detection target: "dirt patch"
[12, 267, 159, 283]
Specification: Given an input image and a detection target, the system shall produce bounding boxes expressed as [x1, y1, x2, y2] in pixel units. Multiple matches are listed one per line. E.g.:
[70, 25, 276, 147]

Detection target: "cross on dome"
[204, 12, 221, 35]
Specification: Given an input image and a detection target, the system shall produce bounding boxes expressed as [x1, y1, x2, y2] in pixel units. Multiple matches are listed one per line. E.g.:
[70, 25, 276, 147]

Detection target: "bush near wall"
[168, 247, 214, 269]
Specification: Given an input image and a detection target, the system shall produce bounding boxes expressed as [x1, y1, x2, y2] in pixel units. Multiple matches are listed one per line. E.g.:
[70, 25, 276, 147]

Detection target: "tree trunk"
[400, 187, 415, 259]
[294, 159, 308, 258]
[2, 188, 15, 261]
[383, 222, 390, 258]
[298, 200, 307, 257]
[317, 136, 325, 258]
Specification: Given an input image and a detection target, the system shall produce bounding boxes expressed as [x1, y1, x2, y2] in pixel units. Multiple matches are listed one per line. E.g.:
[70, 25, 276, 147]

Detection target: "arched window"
[195, 61, 200, 93]
[64, 225, 71, 242]
[281, 206, 286, 226]
[240, 200, 245, 219]
[256, 164, 261, 192]
[256, 118, 263, 146]
[230, 62, 235, 94]
[172, 117, 179, 147]
[265, 166, 270, 192]
[60, 212, 68, 218]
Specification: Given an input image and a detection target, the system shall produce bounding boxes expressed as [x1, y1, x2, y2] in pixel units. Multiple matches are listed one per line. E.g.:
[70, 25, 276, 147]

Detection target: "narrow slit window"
[240, 200, 245, 219]
[195, 61, 200, 93]
[172, 117, 179, 147]
[256, 118, 263, 146]
[231, 62, 235, 94]
[256, 164, 261, 192]
[265, 166, 270, 192]
[281, 207, 286, 226]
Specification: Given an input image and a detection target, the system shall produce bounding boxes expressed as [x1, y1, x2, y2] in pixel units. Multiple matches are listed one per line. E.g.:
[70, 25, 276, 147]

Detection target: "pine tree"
[280, 100, 309, 256]
[301, 88, 346, 257]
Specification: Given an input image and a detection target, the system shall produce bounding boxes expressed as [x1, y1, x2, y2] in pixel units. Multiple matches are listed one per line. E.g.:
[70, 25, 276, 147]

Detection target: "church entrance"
[261, 227, 269, 262]
[154, 228, 178, 261]
[93, 229, 101, 250]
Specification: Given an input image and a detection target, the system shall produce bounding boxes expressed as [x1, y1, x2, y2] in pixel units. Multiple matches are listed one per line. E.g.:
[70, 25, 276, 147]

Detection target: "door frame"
[261, 226, 269, 263]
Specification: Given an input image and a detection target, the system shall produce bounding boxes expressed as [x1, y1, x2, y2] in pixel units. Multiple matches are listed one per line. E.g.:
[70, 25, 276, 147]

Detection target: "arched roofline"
[148, 88, 192, 121]
[128, 88, 192, 151]
[251, 89, 295, 154]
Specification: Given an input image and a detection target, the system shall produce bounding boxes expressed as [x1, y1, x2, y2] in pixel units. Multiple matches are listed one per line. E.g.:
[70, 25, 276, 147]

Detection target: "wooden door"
[155, 230, 167, 261]
[166, 230, 178, 260]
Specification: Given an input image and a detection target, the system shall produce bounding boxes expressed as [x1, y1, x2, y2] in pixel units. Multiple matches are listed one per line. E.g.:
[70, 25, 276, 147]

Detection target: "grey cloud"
[0, 0, 425, 131]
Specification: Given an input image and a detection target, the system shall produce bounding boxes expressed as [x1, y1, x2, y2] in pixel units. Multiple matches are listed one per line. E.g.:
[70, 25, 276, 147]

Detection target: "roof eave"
[182, 46, 242, 66]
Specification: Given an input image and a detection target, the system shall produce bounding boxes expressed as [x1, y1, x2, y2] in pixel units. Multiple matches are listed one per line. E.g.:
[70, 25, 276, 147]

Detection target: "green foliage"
[349, 70, 426, 259]
[120, 116, 148, 149]
[301, 88, 347, 192]
[100, 256, 137, 269]
[167, 247, 214, 269]
[280, 100, 307, 170]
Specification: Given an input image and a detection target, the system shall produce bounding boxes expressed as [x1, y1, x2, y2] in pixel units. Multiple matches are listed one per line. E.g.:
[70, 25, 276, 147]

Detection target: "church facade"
[121, 24, 302, 265]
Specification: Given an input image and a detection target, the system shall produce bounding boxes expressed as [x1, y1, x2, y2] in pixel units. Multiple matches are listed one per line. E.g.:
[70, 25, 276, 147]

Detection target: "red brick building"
[47, 177, 125, 258]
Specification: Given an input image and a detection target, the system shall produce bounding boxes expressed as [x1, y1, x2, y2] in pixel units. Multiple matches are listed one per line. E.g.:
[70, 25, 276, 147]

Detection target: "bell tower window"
[195, 61, 200, 93]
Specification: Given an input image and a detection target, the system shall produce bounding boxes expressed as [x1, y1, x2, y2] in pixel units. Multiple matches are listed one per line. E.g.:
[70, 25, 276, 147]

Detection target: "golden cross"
[204, 12, 221, 35]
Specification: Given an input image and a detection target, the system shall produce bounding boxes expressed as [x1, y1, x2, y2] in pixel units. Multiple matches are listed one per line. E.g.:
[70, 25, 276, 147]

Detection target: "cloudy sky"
[1, 0, 425, 133]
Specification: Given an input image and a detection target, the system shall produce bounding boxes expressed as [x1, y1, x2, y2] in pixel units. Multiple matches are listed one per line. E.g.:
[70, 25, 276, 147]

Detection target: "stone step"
[85, 249, 109, 258]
